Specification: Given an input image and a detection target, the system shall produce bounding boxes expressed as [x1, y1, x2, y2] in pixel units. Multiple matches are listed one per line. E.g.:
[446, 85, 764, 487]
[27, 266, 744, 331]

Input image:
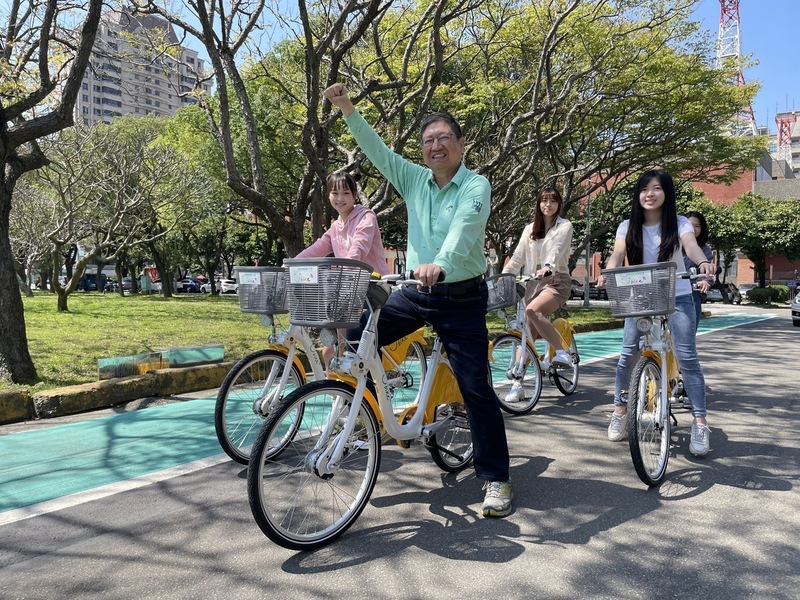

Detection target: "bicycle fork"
[640, 319, 671, 429]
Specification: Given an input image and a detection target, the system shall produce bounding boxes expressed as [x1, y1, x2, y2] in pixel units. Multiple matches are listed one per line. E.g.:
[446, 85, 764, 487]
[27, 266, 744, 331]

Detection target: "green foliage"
[768, 285, 789, 303]
[745, 287, 772, 305]
[730, 194, 800, 284]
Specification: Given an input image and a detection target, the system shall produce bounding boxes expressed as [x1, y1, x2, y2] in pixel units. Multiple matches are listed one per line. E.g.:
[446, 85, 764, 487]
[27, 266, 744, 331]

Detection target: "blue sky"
[691, 0, 799, 134]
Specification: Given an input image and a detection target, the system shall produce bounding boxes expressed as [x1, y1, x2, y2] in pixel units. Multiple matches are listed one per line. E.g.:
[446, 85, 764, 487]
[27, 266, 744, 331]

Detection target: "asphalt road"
[1, 304, 798, 599]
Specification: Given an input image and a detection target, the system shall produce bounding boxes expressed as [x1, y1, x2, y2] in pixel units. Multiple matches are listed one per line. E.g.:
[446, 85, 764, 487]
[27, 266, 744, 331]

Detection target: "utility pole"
[583, 193, 591, 307]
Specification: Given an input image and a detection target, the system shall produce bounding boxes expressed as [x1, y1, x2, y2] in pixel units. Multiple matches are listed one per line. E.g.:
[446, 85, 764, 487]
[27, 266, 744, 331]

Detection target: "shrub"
[747, 287, 772, 304]
[769, 285, 789, 303]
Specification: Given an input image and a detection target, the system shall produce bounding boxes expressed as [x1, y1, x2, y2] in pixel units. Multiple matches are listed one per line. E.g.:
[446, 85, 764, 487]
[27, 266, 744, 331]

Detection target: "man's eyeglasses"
[422, 133, 455, 147]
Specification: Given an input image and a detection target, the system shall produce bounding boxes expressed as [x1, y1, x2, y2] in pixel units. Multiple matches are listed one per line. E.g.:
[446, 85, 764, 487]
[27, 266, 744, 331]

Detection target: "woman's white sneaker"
[690, 422, 711, 456]
[504, 381, 524, 403]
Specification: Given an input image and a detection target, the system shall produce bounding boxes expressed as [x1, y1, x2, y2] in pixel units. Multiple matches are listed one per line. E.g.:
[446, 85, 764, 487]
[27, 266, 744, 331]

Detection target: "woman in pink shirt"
[297, 171, 389, 365]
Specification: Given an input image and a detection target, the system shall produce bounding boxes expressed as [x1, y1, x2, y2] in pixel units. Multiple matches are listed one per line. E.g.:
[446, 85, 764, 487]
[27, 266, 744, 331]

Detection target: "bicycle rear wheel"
[490, 334, 542, 415]
[426, 402, 474, 472]
[628, 356, 670, 487]
[247, 380, 381, 550]
[553, 336, 579, 396]
[215, 349, 304, 464]
[384, 340, 427, 413]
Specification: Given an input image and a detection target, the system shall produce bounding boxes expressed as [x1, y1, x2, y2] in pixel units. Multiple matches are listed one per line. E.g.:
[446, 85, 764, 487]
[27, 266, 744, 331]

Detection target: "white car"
[792, 292, 800, 327]
[199, 282, 213, 293]
[220, 278, 238, 294]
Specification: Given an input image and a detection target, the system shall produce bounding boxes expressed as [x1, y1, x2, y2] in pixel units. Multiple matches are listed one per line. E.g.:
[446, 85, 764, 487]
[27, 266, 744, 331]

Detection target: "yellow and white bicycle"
[215, 265, 425, 465]
[603, 261, 708, 487]
[486, 273, 580, 415]
[247, 258, 472, 550]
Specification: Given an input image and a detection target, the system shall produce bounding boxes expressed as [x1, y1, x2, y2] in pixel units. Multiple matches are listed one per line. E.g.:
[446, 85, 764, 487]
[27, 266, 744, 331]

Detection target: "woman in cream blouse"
[502, 187, 574, 401]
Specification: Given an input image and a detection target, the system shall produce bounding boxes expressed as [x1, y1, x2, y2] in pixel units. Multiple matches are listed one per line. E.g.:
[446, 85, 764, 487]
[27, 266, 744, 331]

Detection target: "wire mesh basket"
[283, 258, 374, 328]
[236, 267, 289, 315]
[603, 261, 677, 318]
[486, 274, 519, 311]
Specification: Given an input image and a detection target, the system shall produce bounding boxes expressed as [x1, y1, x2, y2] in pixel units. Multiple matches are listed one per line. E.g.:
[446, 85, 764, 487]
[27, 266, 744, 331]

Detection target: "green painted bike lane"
[0, 313, 772, 515]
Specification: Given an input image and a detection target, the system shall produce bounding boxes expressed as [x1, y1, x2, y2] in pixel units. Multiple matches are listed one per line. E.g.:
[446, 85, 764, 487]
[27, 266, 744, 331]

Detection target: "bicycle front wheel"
[628, 356, 670, 487]
[490, 334, 542, 415]
[553, 336, 579, 396]
[247, 380, 381, 550]
[215, 349, 305, 464]
[427, 401, 474, 472]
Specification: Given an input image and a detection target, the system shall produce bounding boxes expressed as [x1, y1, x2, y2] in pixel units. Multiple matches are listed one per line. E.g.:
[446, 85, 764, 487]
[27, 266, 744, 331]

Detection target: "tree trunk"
[56, 289, 69, 312]
[0, 186, 37, 382]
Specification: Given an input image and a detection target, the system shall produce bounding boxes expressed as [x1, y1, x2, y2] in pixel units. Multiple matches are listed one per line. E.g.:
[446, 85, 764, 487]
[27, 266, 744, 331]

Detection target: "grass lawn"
[6, 291, 617, 392]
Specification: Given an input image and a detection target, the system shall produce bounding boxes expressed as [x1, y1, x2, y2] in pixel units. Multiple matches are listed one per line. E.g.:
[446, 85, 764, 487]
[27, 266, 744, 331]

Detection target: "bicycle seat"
[365, 280, 391, 309]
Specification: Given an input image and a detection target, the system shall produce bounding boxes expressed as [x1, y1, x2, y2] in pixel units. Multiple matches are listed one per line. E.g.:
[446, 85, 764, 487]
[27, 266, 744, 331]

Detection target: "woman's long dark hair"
[626, 170, 679, 265]
[529, 187, 562, 241]
[685, 210, 709, 246]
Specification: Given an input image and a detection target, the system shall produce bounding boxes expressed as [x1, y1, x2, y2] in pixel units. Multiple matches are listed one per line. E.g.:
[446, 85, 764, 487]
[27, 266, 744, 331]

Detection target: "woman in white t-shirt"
[597, 170, 715, 456]
[502, 187, 573, 402]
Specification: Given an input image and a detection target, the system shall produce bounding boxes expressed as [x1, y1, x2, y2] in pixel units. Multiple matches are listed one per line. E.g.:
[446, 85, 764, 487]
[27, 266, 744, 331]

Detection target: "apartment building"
[75, 9, 211, 125]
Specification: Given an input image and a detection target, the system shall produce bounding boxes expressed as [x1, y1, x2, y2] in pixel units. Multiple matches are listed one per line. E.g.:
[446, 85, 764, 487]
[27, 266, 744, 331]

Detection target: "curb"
[1, 362, 234, 426]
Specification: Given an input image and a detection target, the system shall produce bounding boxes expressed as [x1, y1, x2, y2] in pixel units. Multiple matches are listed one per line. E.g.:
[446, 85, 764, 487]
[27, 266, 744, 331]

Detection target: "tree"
[36, 118, 199, 311]
[731, 194, 800, 287]
[0, 0, 103, 382]
[9, 178, 56, 295]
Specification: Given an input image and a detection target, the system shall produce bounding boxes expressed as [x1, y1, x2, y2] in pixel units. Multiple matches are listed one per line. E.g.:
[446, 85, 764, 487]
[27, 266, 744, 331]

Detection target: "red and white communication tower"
[716, 0, 758, 136]
[775, 112, 796, 168]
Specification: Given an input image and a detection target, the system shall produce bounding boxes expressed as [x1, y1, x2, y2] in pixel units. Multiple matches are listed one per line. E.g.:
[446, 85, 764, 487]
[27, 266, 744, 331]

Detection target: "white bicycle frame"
[254, 320, 326, 416]
[310, 279, 457, 476]
[504, 275, 570, 376]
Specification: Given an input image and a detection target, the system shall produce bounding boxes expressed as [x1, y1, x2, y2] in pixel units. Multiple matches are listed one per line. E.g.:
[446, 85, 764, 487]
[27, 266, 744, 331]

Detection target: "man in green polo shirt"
[324, 83, 513, 517]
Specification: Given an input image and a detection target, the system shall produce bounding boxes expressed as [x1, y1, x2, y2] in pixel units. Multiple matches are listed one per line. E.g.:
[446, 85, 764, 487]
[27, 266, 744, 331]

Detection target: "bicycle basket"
[486, 274, 519, 311]
[283, 258, 374, 328]
[603, 261, 677, 318]
[236, 267, 288, 315]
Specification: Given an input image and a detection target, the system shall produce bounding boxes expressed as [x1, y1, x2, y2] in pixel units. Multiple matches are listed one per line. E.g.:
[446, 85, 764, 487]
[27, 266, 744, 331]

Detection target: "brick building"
[692, 153, 800, 286]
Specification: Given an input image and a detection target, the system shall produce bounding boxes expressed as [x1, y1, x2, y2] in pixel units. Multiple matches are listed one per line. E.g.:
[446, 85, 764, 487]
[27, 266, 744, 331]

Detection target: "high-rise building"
[75, 9, 211, 126]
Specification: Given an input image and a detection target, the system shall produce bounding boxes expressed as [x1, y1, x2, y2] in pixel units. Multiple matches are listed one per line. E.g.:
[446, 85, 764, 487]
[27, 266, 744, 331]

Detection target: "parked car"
[589, 281, 608, 300]
[176, 278, 201, 293]
[738, 283, 757, 302]
[569, 279, 585, 299]
[199, 281, 213, 294]
[220, 278, 238, 294]
[704, 285, 723, 303]
[792, 291, 800, 327]
[121, 277, 132, 291]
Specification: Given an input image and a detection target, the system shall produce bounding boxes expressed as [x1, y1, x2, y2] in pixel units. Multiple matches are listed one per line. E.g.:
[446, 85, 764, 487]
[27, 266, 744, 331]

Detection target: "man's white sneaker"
[552, 349, 572, 367]
[608, 412, 628, 441]
[504, 381, 524, 403]
[689, 422, 711, 456]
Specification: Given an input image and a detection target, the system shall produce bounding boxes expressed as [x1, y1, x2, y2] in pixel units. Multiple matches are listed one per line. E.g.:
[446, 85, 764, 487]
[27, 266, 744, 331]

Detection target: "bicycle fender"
[423, 362, 463, 423]
[266, 343, 304, 374]
[327, 372, 384, 433]
[489, 331, 536, 359]
[381, 328, 427, 370]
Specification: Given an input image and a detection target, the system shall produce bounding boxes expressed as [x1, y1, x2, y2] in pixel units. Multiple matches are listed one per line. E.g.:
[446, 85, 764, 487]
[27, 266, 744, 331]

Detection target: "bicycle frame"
[637, 316, 681, 426]
[253, 322, 326, 415]
[314, 283, 462, 476]
[499, 288, 575, 376]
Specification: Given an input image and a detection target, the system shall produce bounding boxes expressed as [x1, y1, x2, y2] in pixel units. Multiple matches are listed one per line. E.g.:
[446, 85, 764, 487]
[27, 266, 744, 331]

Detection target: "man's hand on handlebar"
[413, 264, 445, 288]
